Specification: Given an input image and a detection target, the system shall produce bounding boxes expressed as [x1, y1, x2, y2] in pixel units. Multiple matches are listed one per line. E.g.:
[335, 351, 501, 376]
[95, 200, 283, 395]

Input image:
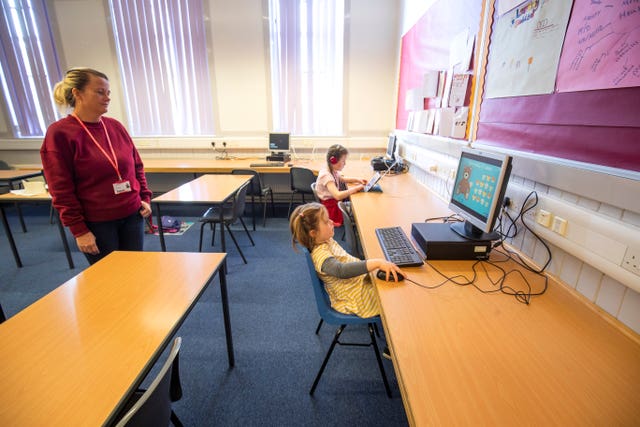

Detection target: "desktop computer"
[411, 222, 491, 260]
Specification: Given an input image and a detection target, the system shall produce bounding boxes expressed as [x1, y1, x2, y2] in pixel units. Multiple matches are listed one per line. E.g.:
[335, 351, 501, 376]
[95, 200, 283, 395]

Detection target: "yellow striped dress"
[311, 239, 381, 318]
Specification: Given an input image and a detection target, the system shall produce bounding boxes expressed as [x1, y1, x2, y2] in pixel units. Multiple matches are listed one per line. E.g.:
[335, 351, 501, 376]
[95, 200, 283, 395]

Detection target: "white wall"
[0, 0, 400, 164]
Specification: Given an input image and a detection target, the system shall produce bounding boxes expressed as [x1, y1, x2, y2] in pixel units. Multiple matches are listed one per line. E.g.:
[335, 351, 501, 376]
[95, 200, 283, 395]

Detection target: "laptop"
[363, 172, 382, 192]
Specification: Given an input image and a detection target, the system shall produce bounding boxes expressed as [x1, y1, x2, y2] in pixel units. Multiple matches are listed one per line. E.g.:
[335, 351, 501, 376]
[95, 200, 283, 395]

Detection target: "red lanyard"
[72, 114, 122, 180]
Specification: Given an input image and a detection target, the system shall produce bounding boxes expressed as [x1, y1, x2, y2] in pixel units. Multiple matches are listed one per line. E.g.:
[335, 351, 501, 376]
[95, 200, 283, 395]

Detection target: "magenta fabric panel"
[476, 122, 640, 172]
[480, 87, 640, 128]
[396, 0, 481, 129]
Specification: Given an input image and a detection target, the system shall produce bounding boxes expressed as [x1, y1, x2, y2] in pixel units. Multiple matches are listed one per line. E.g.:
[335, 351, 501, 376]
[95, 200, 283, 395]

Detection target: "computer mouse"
[376, 269, 405, 282]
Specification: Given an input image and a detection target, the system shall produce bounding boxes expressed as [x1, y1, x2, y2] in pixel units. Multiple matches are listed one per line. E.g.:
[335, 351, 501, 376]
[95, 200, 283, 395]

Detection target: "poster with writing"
[556, 0, 640, 92]
[485, 0, 573, 98]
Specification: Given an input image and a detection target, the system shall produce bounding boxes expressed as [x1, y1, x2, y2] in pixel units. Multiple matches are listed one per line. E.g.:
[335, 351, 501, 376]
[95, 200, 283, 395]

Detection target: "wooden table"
[351, 173, 640, 426]
[152, 174, 253, 253]
[0, 169, 43, 232]
[0, 192, 74, 269]
[0, 251, 229, 426]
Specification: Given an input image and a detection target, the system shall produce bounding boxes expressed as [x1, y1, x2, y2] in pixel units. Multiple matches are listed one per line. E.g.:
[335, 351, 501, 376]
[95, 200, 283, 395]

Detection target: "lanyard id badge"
[113, 180, 132, 194]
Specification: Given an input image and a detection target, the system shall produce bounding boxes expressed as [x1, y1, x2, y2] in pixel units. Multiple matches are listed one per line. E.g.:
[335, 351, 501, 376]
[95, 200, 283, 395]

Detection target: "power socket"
[621, 246, 640, 276]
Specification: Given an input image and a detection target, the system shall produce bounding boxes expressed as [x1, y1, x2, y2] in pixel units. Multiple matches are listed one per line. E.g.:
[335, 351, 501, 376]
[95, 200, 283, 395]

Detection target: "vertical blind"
[0, 0, 61, 137]
[269, 0, 345, 136]
[109, 0, 214, 136]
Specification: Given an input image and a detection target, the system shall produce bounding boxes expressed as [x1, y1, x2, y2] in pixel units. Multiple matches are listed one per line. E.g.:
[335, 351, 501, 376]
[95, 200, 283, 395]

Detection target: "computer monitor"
[269, 133, 290, 153]
[385, 134, 397, 160]
[448, 148, 512, 241]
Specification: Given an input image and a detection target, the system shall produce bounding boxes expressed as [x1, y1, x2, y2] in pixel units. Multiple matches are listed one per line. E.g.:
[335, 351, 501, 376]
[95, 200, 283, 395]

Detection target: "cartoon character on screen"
[456, 166, 472, 200]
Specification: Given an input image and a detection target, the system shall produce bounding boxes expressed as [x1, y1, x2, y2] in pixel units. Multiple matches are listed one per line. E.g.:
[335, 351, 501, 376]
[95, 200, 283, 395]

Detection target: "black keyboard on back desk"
[375, 226, 424, 267]
[249, 162, 285, 167]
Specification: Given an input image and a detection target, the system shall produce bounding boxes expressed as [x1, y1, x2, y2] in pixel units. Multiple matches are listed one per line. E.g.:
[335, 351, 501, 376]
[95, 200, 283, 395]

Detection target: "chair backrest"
[231, 169, 261, 197]
[115, 337, 182, 427]
[338, 201, 362, 258]
[310, 182, 320, 202]
[290, 167, 316, 193]
[304, 251, 339, 324]
[232, 181, 251, 219]
[0, 160, 11, 170]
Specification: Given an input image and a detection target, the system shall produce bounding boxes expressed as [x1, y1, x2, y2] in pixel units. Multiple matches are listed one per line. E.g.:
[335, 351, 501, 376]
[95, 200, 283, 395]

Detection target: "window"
[268, 0, 345, 136]
[0, 0, 61, 138]
[109, 0, 214, 136]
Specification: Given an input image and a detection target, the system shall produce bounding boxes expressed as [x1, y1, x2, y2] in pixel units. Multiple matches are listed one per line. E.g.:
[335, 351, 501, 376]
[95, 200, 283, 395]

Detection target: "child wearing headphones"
[290, 202, 403, 318]
[315, 144, 367, 227]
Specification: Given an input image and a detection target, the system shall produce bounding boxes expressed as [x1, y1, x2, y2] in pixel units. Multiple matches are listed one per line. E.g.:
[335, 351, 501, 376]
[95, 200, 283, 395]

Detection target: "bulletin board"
[476, 0, 640, 173]
[397, 0, 640, 174]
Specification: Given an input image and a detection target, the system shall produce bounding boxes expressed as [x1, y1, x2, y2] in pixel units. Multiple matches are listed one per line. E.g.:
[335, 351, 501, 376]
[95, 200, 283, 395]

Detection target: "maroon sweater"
[41, 115, 152, 237]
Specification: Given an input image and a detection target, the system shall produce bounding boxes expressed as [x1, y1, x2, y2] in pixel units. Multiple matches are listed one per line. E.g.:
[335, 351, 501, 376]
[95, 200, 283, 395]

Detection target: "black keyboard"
[375, 226, 424, 267]
[249, 162, 285, 167]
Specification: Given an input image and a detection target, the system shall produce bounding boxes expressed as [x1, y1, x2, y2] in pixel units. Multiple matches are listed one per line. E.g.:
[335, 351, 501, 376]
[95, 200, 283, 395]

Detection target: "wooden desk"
[351, 173, 640, 426]
[152, 174, 253, 253]
[0, 169, 44, 232]
[0, 251, 229, 426]
[0, 192, 74, 269]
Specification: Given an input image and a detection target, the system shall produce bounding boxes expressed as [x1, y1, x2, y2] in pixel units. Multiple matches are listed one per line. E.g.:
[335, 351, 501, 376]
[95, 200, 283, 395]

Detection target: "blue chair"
[304, 251, 391, 397]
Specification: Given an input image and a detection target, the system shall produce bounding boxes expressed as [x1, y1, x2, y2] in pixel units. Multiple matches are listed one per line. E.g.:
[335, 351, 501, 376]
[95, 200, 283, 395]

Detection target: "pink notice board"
[396, 0, 481, 130]
[477, 2, 640, 173]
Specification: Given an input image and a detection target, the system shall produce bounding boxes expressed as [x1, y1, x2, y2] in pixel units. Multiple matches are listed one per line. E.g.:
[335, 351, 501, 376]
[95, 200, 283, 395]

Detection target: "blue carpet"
[0, 206, 408, 426]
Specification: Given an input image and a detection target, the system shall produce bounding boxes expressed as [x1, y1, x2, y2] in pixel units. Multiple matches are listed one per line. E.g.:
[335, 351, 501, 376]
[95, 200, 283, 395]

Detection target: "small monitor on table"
[269, 133, 290, 153]
[385, 134, 397, 160]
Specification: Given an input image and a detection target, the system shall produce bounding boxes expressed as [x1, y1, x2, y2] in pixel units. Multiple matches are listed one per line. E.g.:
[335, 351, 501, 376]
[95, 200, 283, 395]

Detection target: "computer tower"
[411, 222, 492, 260]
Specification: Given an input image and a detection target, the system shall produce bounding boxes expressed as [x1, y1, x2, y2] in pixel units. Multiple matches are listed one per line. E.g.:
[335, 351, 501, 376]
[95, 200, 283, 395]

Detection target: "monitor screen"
[386, 134, 397, 160]
[448, 148, 512, 240]
[269, 133, 290, 152]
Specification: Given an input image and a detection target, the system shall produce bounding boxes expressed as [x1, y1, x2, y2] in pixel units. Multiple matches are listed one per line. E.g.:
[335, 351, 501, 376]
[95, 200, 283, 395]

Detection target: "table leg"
[156, 204, 166, 252]
[219, 203, 226, 253]
[218, 265, 234, 368]
[15, 203, 27, 233]
[1, 205, 22, 268]
[53, 208, 74, 269]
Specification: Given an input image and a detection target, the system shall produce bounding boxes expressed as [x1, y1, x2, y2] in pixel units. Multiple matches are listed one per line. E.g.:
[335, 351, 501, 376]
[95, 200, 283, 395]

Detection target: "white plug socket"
[622, 246, 640, 276]
[536, 209, 552, 227]
[551, 216, 568, 236]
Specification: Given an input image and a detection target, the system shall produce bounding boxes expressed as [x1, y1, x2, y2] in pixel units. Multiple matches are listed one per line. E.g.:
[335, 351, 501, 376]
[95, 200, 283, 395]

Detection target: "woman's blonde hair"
[52, 68, 108, 109]
[290, 202, 328, 252]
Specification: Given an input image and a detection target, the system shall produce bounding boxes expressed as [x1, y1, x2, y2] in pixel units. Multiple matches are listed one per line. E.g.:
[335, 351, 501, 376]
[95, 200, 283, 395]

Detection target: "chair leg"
[170, 411, 184, 427]
[211, 223, 217, 246]
[269, 190, 275, 217]
[238, 217, 255, 246]
[225, 223, 247, 264]
[310, 324, 346, 395]
[261, 195, 268, 227]
[198, 224, 205, 252]
[315, 318, 323, 335]
[287, 191, 295, 218]
[368, 323, 392, 398]
[250, 194, 256, 231]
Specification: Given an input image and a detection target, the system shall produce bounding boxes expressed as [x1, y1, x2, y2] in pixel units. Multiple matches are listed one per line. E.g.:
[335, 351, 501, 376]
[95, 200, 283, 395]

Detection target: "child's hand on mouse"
[369, 259, 402, 281]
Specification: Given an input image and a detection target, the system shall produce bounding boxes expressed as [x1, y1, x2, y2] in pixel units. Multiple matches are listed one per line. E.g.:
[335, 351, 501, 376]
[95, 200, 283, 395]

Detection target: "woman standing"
[41, 68, 152, 264]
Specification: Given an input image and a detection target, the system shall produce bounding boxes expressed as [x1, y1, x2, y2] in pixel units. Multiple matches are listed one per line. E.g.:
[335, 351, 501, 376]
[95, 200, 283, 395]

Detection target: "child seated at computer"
[290, 202, 403, 318]
[315, 144, 366, 227]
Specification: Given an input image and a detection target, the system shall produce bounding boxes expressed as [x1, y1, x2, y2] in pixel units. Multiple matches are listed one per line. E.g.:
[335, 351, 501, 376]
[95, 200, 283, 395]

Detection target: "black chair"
[115, 337, 184, 427]
[0, 301, 6, 323]
[198, 181, 255, 264]
[231, 169, 274, 230]
[338, 201, 363, 258]
[288, 167, 316, 218]
[304, 251, 391, 397]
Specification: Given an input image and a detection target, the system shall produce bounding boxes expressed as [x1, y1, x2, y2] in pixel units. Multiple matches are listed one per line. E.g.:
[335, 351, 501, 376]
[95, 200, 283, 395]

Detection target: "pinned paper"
[422, 70, 440, 97]
[437, 108, 455, 137]
[452, 107, 469, 139]
[448, 74, 471, 107]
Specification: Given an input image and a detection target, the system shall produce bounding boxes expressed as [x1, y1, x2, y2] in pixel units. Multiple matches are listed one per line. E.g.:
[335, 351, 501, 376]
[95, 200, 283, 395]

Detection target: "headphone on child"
[329, 156, 338, 164]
